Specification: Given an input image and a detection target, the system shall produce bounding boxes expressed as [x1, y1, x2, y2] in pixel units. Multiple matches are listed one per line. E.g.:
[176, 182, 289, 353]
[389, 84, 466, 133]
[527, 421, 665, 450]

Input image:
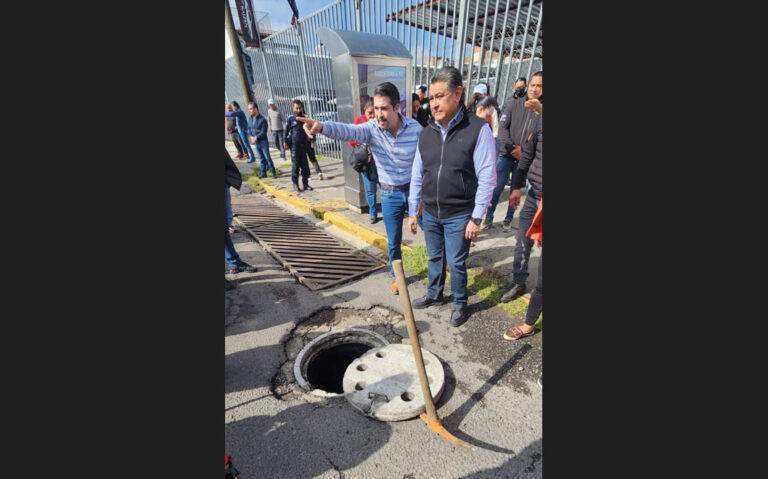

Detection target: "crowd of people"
[225, 67, 543, 350]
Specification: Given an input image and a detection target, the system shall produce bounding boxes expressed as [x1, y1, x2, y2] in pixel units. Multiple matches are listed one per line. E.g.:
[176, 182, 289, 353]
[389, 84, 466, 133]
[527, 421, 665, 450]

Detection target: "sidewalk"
[226, 139, 539, 290]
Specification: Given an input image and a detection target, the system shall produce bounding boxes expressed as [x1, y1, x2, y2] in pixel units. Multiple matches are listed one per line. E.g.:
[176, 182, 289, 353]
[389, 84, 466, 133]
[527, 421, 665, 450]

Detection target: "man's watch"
[471, 217, 482, 226]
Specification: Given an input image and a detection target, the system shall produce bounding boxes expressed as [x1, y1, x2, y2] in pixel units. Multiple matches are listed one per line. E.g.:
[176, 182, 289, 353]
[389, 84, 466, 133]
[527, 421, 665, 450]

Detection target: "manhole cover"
[342, 344, 445, 421]
[294, 328, 389, 397]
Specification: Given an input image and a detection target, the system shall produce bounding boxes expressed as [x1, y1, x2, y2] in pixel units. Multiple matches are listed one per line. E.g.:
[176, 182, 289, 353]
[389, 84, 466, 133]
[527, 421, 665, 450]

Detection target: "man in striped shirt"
[297, 82, 422, 294]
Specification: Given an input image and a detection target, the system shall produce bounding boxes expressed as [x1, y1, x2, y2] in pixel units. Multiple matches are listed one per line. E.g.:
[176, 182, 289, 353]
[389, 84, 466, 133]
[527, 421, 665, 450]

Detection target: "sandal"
[503, 325, 536, 341]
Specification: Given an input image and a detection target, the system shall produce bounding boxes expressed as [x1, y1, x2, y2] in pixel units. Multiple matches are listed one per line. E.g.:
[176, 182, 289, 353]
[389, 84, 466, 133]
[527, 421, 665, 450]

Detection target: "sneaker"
[389, 280, 399, 295]
[246, 159, 255, 164]
[227, 262, 258, 274]
[502, 219, 513, 231]
[369, 217, 377, 224]
[449, 307, 469, 327]
[500, 284, 526, 303]
[235, 154, 243, 159]
[412, 295, 444, 309]
[304, 185, 314, 191]
[481, 218, 493, 230]
[319, 173, 324, 180]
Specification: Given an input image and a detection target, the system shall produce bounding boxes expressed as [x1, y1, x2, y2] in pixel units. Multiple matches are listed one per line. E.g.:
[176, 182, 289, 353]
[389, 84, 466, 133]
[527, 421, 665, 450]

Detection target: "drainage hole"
[354, 382, 366, 391]
[401, 391, 414, 402]
[306, 343, 372, 393]
[356, 363, 368, 371]
[375, 351, 385, 358]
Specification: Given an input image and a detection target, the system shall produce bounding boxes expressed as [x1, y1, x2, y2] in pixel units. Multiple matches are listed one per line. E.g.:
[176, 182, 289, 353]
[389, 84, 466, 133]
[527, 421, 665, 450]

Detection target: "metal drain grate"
[231, 194, 386, 290]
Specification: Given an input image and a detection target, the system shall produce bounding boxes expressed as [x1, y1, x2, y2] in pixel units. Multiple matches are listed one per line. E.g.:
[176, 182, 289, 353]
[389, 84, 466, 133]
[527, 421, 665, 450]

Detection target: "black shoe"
[292, 184, 300, 192]
[450, 307, 469, 327]
[227, 262, 258, 274]
[412, 295, 444, 309]
[500, 283, 526, 302]
[258, 174, 267, 178]
[304, 184, 314, 191]
[369, 217, 378, 224]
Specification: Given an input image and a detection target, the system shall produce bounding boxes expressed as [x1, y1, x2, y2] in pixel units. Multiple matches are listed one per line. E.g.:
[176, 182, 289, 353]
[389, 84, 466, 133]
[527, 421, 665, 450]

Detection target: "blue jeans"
[512, 193, 540, 286]
[361, 173, 378, 220]
[253, 140, 277, 177]
[238, 131, 255, 161]
[485, 155, 518, 222]
[422, 209, 472, 307]
[225, 184, 241, 267]
[380, 187, 409, 278]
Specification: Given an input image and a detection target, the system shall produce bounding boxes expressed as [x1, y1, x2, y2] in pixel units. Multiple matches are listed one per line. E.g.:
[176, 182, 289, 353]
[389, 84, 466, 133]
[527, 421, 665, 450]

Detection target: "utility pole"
[225, 0, 254, 104]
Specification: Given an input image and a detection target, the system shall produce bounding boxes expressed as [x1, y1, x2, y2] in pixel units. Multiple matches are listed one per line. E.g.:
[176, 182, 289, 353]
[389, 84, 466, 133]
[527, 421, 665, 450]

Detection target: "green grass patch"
[467, 268, 509, 304]
[402, 245, 428, 280]
[249, 166, 284, 177]
[245, 175, 265, 192]
[400, 248, 543, 331]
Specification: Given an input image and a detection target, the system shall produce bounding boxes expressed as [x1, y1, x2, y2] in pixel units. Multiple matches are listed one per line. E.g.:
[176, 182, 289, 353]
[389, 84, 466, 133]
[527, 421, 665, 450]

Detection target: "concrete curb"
[255, 178, 411, 253]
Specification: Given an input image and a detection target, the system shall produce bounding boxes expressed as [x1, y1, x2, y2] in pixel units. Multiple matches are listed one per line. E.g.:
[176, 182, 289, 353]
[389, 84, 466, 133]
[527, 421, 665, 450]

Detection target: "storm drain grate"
[231, 194, 386, 290]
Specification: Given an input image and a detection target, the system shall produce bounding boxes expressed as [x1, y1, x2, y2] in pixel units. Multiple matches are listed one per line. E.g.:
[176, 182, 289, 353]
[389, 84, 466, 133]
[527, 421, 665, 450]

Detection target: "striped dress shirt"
[320, 114, 422, 186]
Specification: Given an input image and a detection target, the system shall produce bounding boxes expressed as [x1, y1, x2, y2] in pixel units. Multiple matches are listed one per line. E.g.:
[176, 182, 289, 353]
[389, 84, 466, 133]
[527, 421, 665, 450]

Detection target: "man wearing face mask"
[296, 82, 423, 295]
[483, 71, 543, 232]
[512, 77, 527, 99]
[284, 99, 314, 192]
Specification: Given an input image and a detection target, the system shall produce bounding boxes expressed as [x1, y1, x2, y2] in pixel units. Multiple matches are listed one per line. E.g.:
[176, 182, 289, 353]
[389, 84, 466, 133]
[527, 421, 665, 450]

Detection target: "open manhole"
[294, 328, 389, 398]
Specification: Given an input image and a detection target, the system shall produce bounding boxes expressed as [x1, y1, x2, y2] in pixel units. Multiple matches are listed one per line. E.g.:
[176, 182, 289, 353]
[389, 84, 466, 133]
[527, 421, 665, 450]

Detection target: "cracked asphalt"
[225, 145, 542, 478]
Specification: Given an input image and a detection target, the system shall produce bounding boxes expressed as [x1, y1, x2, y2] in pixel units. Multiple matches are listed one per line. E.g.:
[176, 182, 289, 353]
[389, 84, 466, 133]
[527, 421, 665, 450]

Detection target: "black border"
[33, 3, 223, 476]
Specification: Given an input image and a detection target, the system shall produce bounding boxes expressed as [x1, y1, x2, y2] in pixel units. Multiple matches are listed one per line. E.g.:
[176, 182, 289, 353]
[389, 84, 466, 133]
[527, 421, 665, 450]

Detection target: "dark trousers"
[271, 130, 286, 158]
[512, 193, 540, 286]
[290, 144, 311, 186]
[230, 131, 246, 156]
[524, 249, 542, 326]
[307, 143, 323, 174]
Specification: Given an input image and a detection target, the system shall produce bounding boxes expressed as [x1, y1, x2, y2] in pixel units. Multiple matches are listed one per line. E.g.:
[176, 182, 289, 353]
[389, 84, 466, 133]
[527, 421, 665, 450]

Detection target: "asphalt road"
[225, 184, 542, 478]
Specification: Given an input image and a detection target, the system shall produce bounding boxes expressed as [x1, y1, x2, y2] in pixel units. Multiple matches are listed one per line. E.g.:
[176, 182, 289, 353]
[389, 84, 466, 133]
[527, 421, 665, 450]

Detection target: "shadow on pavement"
[459, 438, 542, 478]
[226, 400, 391, 478]
[440, 344, 534, 454]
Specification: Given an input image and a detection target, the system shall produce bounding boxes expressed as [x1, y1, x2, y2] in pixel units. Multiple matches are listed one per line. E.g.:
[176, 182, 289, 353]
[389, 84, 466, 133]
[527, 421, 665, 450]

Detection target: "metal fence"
[226, 0, 543, 159]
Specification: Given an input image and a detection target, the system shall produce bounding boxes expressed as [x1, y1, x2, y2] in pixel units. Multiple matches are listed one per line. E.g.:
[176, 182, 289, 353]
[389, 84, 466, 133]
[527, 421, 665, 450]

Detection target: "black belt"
[380, 183, 410, 191]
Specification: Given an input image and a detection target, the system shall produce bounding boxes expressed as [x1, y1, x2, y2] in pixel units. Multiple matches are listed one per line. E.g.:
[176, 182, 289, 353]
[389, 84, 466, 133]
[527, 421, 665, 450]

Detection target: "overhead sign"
[235, 0, 260, 48]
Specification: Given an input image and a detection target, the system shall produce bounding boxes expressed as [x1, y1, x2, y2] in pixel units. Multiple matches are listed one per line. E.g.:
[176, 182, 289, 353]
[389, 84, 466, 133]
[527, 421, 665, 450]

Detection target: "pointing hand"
[295, 117, 322, 139]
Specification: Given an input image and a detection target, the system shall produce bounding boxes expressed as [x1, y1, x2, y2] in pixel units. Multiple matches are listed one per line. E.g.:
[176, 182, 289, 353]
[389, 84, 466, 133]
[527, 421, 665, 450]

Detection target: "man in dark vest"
[407, 67, 497, 327]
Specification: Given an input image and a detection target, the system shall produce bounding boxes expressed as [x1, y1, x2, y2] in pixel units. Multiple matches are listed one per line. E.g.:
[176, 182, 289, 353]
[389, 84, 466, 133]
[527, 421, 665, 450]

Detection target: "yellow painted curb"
[259, 181, 315, 215]
[324, 211, 406, 252]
